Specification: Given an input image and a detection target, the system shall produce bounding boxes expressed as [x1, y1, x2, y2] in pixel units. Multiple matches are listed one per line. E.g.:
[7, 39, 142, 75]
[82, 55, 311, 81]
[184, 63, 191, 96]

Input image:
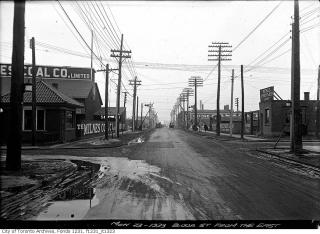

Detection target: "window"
[24, 109, 32, 130]
[37, 109, 45, 130]
[265, 109, 270, 124]
[66, 110, 75, 129]
[23, 108, 45, 131]
[52, 83, 58, 89]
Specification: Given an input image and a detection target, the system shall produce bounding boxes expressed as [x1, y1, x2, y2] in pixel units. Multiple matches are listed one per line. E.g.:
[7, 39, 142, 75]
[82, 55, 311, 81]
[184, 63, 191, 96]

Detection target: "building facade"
[1, 80, 83, 144]
[0, 63, 104, 144]
[258, 87, 319, 137]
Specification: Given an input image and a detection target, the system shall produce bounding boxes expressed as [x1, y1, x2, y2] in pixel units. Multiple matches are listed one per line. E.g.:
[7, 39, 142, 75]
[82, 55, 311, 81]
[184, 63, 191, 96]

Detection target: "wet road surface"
[34, 128, 320, 220]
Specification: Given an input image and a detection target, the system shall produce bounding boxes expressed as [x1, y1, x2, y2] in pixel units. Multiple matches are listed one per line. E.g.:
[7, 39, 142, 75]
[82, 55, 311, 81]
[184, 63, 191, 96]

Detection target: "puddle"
[89, 138, 120, 146]
[29, 155, 194, 220]
[128, 137, 145, 145]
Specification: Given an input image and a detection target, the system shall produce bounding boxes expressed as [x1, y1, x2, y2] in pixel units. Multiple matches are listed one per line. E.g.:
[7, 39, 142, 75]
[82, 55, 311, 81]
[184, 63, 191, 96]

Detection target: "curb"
[256, 148, 320, 172]
[0, 130, 153, 151]
[0, 143, 126, 151]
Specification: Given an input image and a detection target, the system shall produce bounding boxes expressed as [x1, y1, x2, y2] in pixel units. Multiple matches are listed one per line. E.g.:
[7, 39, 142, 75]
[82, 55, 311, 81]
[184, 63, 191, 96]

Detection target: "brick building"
[259, 91, 319, 137]
[1, 80, 83, 144]
[0, 63, 104, 144]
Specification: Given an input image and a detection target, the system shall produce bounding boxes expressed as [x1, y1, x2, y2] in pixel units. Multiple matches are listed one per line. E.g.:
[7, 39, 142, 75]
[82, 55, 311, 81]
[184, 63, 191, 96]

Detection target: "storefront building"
[0, 63, 104, 144]
[258, 86, 319, 137]
[1, 80, 83, 144]
[94, 107, 127, 131]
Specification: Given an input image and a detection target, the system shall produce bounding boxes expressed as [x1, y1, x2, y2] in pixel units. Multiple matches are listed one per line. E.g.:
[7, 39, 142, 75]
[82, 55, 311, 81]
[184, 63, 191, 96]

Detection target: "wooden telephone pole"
[208, 42, 232, 136]
[316, 65, 320, 138]
[230, 69, 234, 137]
[129, 76, 141, 131]
[97, 65, 118, 140]
[241, 65, 245, 140]
[140, 102, 143, 130]
[110, 34, 131, 138]
[290, 0, 302, 153]
[30, 37, 37, 146]
[188, 76, 203, 130]
[6, 1, 25, 171]
[136, 96, 139, 130]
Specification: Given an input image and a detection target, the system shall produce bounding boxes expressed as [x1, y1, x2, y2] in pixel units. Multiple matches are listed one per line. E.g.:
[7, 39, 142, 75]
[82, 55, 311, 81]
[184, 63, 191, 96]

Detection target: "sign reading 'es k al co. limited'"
[0, 63, 94, 80]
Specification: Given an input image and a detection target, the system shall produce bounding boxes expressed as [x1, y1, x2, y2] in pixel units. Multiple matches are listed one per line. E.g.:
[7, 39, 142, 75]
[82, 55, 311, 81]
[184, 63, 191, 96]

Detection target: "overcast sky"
[1, 0, 319, 122]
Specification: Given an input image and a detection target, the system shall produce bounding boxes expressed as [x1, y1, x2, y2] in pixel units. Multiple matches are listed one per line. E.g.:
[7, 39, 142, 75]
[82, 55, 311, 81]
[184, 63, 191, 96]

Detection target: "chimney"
[202, 104, 204, 110]
[304, 92, 309, 101]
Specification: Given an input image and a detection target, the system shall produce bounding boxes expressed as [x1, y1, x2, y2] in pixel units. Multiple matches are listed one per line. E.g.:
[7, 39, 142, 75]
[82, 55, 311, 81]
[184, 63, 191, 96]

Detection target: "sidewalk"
[256, 147, 320, 170]
[198, 129, 320, 143]
[0, 130, 148, 150]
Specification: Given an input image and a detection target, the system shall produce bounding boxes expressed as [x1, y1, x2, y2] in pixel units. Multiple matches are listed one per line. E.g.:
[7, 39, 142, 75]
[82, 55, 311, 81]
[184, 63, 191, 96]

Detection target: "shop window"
[265, 109, 270, 124]
[37, 109, 45, 130]
[24, 109, 32, 130]
[66, 110, 75, 129]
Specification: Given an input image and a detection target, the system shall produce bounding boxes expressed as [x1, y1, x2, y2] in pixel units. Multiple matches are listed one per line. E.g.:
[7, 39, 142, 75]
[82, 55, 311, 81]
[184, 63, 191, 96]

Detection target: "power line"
[233, 1, 282, 52]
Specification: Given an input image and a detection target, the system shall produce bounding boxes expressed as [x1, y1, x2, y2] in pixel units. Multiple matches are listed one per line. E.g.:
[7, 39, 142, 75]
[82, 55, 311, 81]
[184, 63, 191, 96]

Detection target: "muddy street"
[18, 128, 318, 220]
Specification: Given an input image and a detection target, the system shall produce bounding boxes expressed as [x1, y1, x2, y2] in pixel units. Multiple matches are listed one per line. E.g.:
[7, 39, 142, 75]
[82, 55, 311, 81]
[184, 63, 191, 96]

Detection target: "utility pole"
[129, 76, 141, 131]
[122, 91, 128, 108]
[290, 0, 302, 153]
[110, 34, 131, 138]
[97, 65, 118, 140]
[30, 37, 36, 146]
[104, 64, 109, 140]
[208, 42, 232, 136]
[188, 76, 203, 130]
[235, 97, 239, 114]
[230, 69, 234, 137]
[136, 96, 139, 130]
[140, 102, 143, 130]
[241, 65, 245, 140]
[316, 65, 320, 138]
[90, 30, 94, 82]
[6, 1, 25, 171]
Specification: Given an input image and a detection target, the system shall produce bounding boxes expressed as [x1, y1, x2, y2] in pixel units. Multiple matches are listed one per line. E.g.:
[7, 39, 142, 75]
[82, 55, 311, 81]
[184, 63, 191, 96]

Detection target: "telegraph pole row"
[208, 42, 232, 136]
[188, 76, 203, 130]
[110, 34, 131, 138]
[182, 88, 194, 129]
[129, 76, 141, 131]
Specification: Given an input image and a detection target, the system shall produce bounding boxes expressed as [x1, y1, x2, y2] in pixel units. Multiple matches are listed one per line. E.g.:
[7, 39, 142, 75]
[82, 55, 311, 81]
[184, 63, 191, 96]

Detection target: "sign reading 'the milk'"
[0, 63, 94, 80]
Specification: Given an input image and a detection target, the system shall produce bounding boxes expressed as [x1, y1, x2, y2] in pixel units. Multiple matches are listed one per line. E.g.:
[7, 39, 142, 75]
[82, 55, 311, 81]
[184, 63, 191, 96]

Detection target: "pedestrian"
[204, 124, 208, 132]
